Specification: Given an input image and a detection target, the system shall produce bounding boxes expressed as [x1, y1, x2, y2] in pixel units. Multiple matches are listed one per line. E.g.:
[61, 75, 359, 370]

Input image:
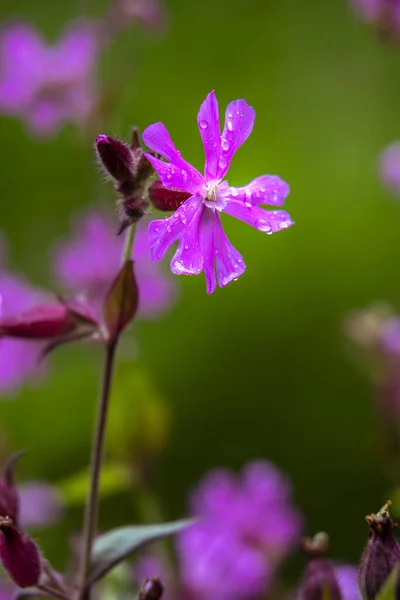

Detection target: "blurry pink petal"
[198, 91, 221, 180]
[148, 196, 201, 261]
[56, 20, 98, 78]
[218, 99, 255, 179]
[222, 175, 289, 206]
[18, 483, 63, 529]
[54, 208, 176, 321]
[224, 201, 293, 234]
[170, 205, 204, 275]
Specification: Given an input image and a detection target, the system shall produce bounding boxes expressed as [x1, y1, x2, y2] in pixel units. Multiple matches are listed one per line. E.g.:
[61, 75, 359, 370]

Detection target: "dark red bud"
[96, 135, 134, 183]
[0, 526, 41, 588]
[139, 578, 164, 600]
[148, 181, 191, 212]
[0, 304, 78, 340]
[103, 260, 138, 342]
[299, 533, 341, 600]
[359, 502, 400, 600]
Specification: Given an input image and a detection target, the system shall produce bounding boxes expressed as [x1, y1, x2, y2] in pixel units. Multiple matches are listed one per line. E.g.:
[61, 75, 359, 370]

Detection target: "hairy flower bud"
[139, 577, 164, 600]
[359, 501, 400, 600]
[148, 181, 191, 212]
[298, 533, 342, 600]
[0, 523, 42, 588]
[96, 135, 134, 183]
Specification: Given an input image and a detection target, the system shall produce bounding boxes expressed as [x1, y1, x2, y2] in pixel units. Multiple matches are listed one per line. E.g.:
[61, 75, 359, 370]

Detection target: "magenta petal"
[198, 91, 221, 180]
[143, 123, 203, 191]
[148, 196, 200, 261]
[224, 201, 294, 234]
[217, 99, 255, 179]
[170, 205, 204, 275]
[145, 154, 201, 194]
[199, 209, 217, 294]
[56, 20, 97, 77]
[222, 175, 289, 206]
[213, 214, 246, 287]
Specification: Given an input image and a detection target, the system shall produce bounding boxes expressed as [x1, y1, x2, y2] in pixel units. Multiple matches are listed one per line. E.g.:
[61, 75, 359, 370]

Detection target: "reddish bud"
[0, 525, 41, 588]
[139, 578, 164, 600]
[299, 533, 341, 600]
[359, 502, 400, 600]
[148, 181, 191, 212]
[0, 302, 98, 342]
[96, 135, 134, 183]
[103, 260, 138, 342]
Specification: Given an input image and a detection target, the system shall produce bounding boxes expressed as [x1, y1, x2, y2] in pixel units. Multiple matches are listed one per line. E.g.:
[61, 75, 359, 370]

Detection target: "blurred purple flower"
[381, 317, 400, 356]
[351, 0, 400, 30]
[0, 267, 46, 395]
[177, 460, 302, 600]
[143, 90, 292, 294]
[380, 142, 400, 196]
[18, 482, 63, 529]
[334, 565, 361, 600]
[54, 207, 177, 321]
[0, 20, 98, 137]
[0, 580, 13, 600]
[115, 0, 165, 30]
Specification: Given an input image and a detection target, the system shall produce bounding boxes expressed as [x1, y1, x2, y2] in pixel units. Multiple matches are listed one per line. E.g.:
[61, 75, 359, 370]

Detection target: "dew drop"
[218, 155, 227, 169]
[245, 201, 252, 208]
[227, 120, 233, 132]
[184, 244, 189, 250]
[230, 188, 238, 197]
[256, 218, 272, 233]
[199, 120, 208, 129]
[221, 138, 230, 151]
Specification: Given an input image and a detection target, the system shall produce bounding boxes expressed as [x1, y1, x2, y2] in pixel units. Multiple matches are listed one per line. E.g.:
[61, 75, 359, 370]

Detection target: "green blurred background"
[0, 0, 396, 575]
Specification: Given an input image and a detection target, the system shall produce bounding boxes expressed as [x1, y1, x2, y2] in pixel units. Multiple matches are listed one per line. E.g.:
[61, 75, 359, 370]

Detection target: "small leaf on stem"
[87, 519, 195, 586]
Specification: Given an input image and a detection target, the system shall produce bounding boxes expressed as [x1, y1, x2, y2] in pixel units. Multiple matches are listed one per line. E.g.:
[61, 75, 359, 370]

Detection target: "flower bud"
[0, 523, 42, 588]
[103, 259, 138, 342]
[0, 303, 84, 339]
[0, 454, 21, 524]
[148, 181, 191, 212]
[96, 135, 134, 183]
[298, 533, 342, 600]
[139, 577, 164, 600]
[359, 501, 400, 600]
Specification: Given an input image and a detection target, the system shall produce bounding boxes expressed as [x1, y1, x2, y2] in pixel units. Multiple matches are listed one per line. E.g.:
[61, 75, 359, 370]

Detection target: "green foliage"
[376, 564, 400, 600]
[88, 519, 195, 585]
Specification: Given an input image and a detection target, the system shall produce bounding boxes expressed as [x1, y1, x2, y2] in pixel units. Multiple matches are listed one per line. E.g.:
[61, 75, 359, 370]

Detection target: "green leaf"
[376, 564, 400, 600]
[57, 461, 134, 506]
[88, 519, 195, 586]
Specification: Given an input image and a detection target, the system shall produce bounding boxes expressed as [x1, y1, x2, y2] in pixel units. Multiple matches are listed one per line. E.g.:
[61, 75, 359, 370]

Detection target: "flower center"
[204, 180, 220, 203]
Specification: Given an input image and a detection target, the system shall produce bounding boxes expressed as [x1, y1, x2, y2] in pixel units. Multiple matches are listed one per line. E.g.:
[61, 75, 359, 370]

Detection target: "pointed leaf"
[88, 519, 195, 586]
[103, 260, 138, 341]
[376, 564, 400, 600]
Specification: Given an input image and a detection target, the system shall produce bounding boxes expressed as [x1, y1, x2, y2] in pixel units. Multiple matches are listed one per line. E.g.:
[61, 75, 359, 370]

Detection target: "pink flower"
[54, 207, 176, 320]
[380, 142, 400, 196]
[0, 20, 98, 137]
[0, 269, 46, 395]
[143, 90, 292, 294]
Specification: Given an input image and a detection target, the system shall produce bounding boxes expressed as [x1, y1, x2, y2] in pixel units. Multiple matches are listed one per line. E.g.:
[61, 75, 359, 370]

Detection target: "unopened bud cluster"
[96, 129, 193, 234]
[96, 129, 155, 233]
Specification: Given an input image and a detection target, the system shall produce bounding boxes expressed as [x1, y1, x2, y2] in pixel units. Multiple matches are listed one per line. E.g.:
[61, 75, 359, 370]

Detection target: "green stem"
[79, 340, 118, 596]
[121, 223, 136, 265]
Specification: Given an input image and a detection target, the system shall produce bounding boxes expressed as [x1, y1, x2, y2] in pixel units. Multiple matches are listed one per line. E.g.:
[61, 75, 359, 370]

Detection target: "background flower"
[0, 20, 98, 136]
[53, 207, 177, 321]
[177, 461, 302, 600]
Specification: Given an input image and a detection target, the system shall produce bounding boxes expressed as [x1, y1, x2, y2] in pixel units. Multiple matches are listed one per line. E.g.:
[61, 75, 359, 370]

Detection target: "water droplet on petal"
[227, 120, 233, 132]
[256, 218, 272, 233]
[230, 188, 238, 197]
[184, 244, 189, 250]
[245, 201, 252, 208]
[218, 155, 227, 170]
[221, 138, 230, 151]
[199, 120, 208, 129]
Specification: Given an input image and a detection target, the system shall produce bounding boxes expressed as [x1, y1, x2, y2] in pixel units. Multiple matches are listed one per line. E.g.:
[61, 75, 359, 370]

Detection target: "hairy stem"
[79, 340, 118, 595]
[121, 222, 136, 265]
